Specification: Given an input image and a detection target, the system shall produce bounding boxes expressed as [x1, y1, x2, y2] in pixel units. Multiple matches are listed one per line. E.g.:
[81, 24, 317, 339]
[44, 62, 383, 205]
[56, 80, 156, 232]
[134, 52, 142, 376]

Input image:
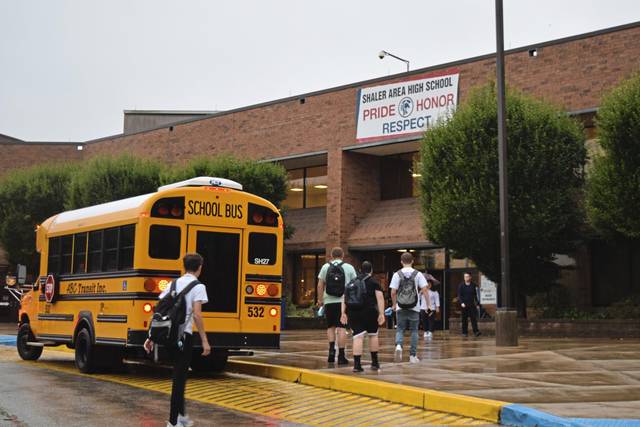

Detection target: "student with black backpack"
[144, 253, 210, 427]
[317, 247, 356, 365]
[390, 252, 428, 363]
[340, 261, 385, 372]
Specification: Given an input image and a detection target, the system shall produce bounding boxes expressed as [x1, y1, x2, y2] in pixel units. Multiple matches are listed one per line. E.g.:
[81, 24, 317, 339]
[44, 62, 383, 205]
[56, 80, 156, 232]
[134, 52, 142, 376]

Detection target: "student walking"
[457, 272, 481, 337]
[420, 274, 440, 340]
[341, 261, 385, 372]
[144, 253, 211, 427]
[317, 247, 356, 365]
[390, 252, 428, 363]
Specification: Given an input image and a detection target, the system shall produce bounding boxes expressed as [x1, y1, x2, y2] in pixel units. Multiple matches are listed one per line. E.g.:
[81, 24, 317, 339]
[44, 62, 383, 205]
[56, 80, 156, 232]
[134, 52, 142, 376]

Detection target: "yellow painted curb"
[227, 360, 505, 423]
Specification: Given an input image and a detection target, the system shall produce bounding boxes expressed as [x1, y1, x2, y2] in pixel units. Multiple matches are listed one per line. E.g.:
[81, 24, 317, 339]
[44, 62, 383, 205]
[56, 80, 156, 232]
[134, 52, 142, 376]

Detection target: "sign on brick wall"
[356, 69, 459, 143]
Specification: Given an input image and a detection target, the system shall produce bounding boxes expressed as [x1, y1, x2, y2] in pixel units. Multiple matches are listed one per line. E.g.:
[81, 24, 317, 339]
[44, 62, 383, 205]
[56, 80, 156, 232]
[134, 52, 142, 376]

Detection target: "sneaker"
[353, 365, 364, 373]
[423, 332, 428, 338]
[178, 415, 194, 427]
[370, 363, 381, 371]
[395, 344, 402, 353]
[462, 333, 468, 337]
[167, 422, 182, 427]
[474, 331, 482, 337]
[337, 355, 349, 365]
[409, 355, 420, 363]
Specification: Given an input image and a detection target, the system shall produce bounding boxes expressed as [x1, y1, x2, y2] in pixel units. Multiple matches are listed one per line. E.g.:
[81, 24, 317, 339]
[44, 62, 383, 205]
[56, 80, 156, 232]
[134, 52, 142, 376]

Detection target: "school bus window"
[87, 230, 103, 273]
[47, 237, 61, 274]
[248, 233, 277, 265]
[149, 225, 181, 260]
[73, 233, 87, 274]
[119, 225, 135, 270]
[102, 227, 119, 271]
[60, 235, 73, 274]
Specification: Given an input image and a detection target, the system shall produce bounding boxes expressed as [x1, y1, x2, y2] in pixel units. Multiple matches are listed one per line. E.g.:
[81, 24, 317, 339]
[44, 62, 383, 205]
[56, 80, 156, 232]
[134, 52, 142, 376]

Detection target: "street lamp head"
[378, 50, 387, 60]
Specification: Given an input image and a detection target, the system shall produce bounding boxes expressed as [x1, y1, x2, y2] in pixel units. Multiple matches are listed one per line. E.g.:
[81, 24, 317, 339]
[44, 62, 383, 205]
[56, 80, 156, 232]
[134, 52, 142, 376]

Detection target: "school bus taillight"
[269, 308, 278, 317]
[256, 284, 267, 296]
[245, 285, 254, 295]
[143, 303, 153, 313]
[144, 278, 170, 292]
[267, 284, 278, 296]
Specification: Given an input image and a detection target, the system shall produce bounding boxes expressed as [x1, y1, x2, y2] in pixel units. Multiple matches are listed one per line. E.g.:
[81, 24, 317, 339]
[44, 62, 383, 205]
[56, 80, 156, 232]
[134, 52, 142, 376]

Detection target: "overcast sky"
[1, 1, 639, 142]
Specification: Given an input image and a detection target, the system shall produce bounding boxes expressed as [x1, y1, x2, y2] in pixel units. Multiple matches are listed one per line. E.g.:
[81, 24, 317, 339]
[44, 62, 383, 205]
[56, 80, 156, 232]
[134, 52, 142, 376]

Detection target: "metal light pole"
[495, 0, 518, 346]
[378, 50, 410, 72]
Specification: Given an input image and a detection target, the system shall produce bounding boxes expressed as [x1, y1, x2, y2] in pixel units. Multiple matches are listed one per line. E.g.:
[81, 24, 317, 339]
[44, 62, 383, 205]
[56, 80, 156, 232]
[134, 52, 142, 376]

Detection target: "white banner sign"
[356, 69, 459, 143]
[480, 275, 498, 305]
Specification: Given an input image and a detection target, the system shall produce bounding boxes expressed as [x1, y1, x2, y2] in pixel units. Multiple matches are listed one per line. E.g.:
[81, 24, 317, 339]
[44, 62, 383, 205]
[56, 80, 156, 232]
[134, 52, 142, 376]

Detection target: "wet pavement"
[234, 328, 640, 419]
[2, 322, 639, 421]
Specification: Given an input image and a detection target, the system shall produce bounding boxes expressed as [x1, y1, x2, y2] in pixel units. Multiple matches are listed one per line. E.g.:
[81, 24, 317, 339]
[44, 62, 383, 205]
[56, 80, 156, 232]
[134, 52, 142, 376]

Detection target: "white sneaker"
[410, 355, 421, 363]
[427, 332, 433, 340]
[167, 422, 182, 427]
[178, 415, 194, 427]
[423, 332, 428, 338]
[395, 344, 402, 353]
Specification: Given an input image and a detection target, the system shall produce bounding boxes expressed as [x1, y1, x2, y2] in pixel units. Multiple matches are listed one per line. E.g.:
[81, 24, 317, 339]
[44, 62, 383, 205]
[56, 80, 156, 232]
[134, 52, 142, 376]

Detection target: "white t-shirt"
[389, 267, 427, 312]
[159, 273, 208, 335]
[419, 289, 440, 311]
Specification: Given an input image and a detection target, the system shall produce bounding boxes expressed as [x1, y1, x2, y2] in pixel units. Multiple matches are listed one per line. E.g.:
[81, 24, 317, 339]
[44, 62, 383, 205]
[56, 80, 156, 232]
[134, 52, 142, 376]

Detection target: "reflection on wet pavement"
[236, 329, 640, 419]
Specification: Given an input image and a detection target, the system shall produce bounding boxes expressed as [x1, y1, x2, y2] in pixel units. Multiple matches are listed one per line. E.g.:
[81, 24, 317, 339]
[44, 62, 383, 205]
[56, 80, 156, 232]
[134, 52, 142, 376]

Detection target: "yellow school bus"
[17, 177, 283, 373]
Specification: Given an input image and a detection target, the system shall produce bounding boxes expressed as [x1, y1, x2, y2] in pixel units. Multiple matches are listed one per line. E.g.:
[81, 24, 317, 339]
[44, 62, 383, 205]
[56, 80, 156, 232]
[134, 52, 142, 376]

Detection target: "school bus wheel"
[17, 323, 43, 361]
[190, 349, 228, 373]
[74, 327, 98, 374]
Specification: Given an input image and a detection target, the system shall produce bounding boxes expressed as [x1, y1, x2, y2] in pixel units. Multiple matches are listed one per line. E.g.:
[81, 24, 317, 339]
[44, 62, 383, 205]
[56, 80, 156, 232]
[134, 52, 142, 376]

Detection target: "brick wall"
[0, 142, 83, 179]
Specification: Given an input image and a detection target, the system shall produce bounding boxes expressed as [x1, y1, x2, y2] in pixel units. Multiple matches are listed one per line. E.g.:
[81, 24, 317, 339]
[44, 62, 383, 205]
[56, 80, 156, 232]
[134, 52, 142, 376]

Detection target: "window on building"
[282, 165, 328, 209]
[380, 152, 421, 200]
[292, 253, 325, 306]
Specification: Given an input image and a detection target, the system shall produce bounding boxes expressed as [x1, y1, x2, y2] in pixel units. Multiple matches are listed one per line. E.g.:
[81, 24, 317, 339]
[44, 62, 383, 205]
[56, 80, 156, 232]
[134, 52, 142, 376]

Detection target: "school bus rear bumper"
[127, 330, 280, 349]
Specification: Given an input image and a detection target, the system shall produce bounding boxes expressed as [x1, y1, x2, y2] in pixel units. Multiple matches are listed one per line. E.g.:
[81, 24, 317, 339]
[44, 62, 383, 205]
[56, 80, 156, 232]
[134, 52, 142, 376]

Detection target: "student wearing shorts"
[341, 261, 385, 372]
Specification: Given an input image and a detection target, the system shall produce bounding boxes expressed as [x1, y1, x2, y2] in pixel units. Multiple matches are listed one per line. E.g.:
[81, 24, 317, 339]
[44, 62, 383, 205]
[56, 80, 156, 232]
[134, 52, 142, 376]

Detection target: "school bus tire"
[74, 327, 98, 374]
[190, 349, 228, 373]
[17, 323, 43, 361]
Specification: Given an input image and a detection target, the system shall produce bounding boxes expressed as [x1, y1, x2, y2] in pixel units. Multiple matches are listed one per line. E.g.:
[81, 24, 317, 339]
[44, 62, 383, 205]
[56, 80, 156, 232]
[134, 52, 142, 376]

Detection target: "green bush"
[66, 154, 163, 209]
[0, 163, 75, 270]
[164, 155, 288, 208]
[604, 294, 640, 319]
[420, 83, 587, 301]
[587, 73, 640, 239]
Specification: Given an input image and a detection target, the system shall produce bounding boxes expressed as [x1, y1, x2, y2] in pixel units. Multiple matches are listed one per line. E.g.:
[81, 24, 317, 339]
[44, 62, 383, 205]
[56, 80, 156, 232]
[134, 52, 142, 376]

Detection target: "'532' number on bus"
[248, 306, 264, 317]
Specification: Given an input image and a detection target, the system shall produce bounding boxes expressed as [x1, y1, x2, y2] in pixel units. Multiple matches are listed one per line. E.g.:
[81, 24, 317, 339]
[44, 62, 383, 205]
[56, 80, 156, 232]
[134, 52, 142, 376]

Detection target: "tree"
[419, 83, 586, 305]
[66, 154, 163, 209]
[586, 73, 640, 239]
[165, 155, 288, 208]
[0, 164, 74, 271]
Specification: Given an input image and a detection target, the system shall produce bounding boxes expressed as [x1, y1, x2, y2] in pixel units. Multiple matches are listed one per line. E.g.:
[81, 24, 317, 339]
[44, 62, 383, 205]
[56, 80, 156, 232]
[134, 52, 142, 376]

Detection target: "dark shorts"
[348, 308, 379, 337]
[324, 302, 346, 328]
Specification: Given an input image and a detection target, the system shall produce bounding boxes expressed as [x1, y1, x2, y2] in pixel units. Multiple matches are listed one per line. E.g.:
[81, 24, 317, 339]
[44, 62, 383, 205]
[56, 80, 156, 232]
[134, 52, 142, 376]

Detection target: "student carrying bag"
[148, 279, 201, 348]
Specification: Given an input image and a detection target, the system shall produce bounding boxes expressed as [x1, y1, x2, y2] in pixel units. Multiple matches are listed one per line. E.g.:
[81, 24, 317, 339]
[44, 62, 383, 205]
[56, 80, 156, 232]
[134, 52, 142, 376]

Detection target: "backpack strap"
[336, 261, 345, 267]
[177, 280, 201, 298]
[409, 270, 419, 280]
[169, 280, 177, 296]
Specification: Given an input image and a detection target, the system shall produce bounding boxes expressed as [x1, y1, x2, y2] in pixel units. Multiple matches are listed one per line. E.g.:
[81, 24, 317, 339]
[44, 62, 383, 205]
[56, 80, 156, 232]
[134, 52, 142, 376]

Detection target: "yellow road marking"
[22, 357, 494, 426]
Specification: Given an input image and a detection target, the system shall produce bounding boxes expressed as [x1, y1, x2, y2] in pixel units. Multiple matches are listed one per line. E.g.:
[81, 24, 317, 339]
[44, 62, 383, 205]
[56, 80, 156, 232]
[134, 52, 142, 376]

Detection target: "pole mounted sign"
[356, 69, 459, 143]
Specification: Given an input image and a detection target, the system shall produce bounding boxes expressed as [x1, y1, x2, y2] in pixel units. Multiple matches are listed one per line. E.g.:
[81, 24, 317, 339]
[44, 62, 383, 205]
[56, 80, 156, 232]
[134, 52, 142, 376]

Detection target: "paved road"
[0, 346, 292, 427]
[0, 344, 488, 427]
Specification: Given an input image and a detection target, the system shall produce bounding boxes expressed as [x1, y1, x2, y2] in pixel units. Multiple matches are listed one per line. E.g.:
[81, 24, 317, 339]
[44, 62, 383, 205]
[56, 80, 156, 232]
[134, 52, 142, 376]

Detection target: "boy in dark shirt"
[457, 273, 481, 337]
[341, 261, 385, 372]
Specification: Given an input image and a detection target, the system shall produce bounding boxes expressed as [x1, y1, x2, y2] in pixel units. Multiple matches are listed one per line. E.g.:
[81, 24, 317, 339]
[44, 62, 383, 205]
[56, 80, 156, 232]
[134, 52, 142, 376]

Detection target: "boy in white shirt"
[419, 273, 440, 340]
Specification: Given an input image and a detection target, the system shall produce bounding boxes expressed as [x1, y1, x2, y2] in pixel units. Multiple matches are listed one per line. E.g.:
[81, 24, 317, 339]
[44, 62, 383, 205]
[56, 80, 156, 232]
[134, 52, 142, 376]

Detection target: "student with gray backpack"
[341, 261, 385, 372]
[144, 253, 210, 427]
[390, 252, 428, 363]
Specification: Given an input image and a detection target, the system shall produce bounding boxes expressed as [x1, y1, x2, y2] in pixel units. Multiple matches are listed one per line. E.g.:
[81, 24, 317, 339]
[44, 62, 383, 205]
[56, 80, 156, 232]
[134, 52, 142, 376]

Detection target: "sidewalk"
[237, 328, 640, 420]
